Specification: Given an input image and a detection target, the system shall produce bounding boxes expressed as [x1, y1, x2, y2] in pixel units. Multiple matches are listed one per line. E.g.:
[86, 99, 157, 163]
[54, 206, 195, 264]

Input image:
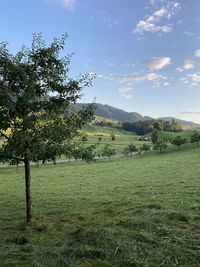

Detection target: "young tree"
[0, 34, 94, 223]
[190, 131, 200, 146]
[101, 144, 116, 160]
[127, 143, 138, 156]
[151, 129, 159, 144]
[122, 146, 129, 157]
[171, 136, 187, 150]
[140, 144, 151, 155]
[153, 140, 167, 152]
[110, 131, 116, 141]
[80, 145, 96, 163]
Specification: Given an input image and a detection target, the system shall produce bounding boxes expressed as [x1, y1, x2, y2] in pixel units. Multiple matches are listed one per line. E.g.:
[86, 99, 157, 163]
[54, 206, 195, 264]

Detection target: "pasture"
[0, 146, 200, 266]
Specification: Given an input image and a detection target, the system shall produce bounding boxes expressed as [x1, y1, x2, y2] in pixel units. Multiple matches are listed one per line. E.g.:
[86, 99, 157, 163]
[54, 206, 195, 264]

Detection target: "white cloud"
[153, 7, 168, 19]
[144, 57, 171, 70]
[103, 60, 115, 67]
[134, 1, 181, 35]
[126, 62, 135, 68]
[194, 49, 200, 57]
[118, 87, 133, 99]
[163, 82, 169, 86]
[184, 31, 194, 37]
[98, 72, 168, 88]
[149, 0, 166, 7]
[183, 60, 195, 70]
[134, 20, 172, 34]
[181, 73, 200, 86]
[118, 87, 133, 93]
[50, 0, 77, 10]
[176, 67, 184, 72]
[121, 94, 133, 100]
[99, 11, 119, 28]
[188, 73, 200, 85]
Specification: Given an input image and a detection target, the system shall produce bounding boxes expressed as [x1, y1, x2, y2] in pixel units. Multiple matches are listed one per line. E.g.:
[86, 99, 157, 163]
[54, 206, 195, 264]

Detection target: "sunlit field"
[1, 147, 200, 266]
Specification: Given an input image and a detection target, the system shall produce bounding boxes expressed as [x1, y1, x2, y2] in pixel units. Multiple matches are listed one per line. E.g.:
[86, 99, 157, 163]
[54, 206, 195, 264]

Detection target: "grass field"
[0, 146, 200, 266]
[80, 126, 144, 154]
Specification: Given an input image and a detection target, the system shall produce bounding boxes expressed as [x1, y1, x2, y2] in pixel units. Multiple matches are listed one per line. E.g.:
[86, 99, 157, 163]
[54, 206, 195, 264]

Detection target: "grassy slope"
[82, 126, 149, 153]
[158, 130, 193, 141]
[0, 147, 200, 266]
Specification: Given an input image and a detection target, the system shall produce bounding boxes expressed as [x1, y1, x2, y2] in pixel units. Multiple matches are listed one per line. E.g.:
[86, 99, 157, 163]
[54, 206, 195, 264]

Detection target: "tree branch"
[0, 154, 24, 162]
[0, 131, 10, 140]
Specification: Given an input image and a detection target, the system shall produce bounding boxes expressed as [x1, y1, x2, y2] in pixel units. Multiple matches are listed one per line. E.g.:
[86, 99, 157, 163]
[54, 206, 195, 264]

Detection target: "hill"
[159, 117, 200, 127]
[73, 103, 152, 122]
[72, 103, 200, 127]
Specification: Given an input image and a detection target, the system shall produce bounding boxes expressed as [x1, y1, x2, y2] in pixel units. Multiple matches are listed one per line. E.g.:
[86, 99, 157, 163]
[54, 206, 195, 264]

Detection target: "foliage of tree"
[122, 119, 182, 135]
[110, 131, 116, 141]
[101, 144, 116, 159]
[153, 140, 167, 152]
[127, 143, 138, 156]
[0, 34, 94, 223]
[98, 136, 102, 142]
[190, 131, 200, 146]
[80, 145, 96, 163]
[80, 133, 88, 142]
[122, 146, 129, 157]
[140, 144, 151, 154]
[171, 136, 187, 150]
[153, 121, 161, 130]
[151, 129, 159, 144]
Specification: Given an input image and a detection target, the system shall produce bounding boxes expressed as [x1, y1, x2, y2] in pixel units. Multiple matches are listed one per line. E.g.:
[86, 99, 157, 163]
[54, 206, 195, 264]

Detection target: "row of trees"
[67, 131, 198, 163]
[122, 119, 182, 135]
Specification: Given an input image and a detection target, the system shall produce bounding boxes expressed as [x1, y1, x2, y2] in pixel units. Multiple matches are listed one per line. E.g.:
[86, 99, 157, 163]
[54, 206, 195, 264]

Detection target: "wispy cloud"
[102, 59, 115, 67]
[194, 49, 200, 57]
[188, 73, 200, 86]
[144, 57, 171, 70]
[183, 60, 195, 70]
[177, 59, 196, 72]
[176, 67, 184, 72]
[183, 31, 194, 37]
[98, 72, 168, 87]
[118, 87, 133, 99]
[49, 0, 77, 10]
[99, 11, 119, 28]
[134, 1, 181, 35]
[180, 73, 200, 86]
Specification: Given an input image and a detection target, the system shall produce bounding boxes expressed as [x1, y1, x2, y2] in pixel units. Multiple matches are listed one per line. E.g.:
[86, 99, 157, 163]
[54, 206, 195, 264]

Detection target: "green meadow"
[0, 145, 200, 266]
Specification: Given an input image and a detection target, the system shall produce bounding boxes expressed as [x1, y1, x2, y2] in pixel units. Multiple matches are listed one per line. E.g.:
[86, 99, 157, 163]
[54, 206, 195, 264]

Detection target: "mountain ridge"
[75, 103, 200, 126]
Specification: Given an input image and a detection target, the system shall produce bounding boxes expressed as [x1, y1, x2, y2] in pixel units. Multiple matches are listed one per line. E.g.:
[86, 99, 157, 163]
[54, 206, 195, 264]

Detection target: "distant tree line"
[122, 119, 182, 135]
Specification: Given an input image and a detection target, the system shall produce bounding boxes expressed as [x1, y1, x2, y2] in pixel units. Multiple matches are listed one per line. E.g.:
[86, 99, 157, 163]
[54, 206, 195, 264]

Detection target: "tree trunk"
[24, 157, 32, 224]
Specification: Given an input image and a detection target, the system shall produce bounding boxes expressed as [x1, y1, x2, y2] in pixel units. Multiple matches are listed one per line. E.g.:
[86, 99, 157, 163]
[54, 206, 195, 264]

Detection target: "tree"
[0, 34, 94, 223]
[190, 131, 200, 146]
[140, 144, 151, 155]
[122, 146, 129, 157]
[110, 131, 116, 141]
[151, 129, 159, 144]
[80, 145, 96, 163]
[101, 144, 116, 160]
[171, 136, 187, 150]
[80, 133, 88, 142]
[153, 121, 161, 130]
[127, 143, 138, 156]
[153, 140, 167, 152]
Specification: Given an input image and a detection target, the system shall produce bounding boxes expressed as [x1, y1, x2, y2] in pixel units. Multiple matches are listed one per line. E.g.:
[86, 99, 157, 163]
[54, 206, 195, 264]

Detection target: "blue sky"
[1, 0, 200, 122]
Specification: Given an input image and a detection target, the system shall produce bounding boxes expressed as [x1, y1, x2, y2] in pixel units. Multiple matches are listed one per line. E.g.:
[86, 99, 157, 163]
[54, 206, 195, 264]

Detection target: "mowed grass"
[0, 148, 200, 266]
